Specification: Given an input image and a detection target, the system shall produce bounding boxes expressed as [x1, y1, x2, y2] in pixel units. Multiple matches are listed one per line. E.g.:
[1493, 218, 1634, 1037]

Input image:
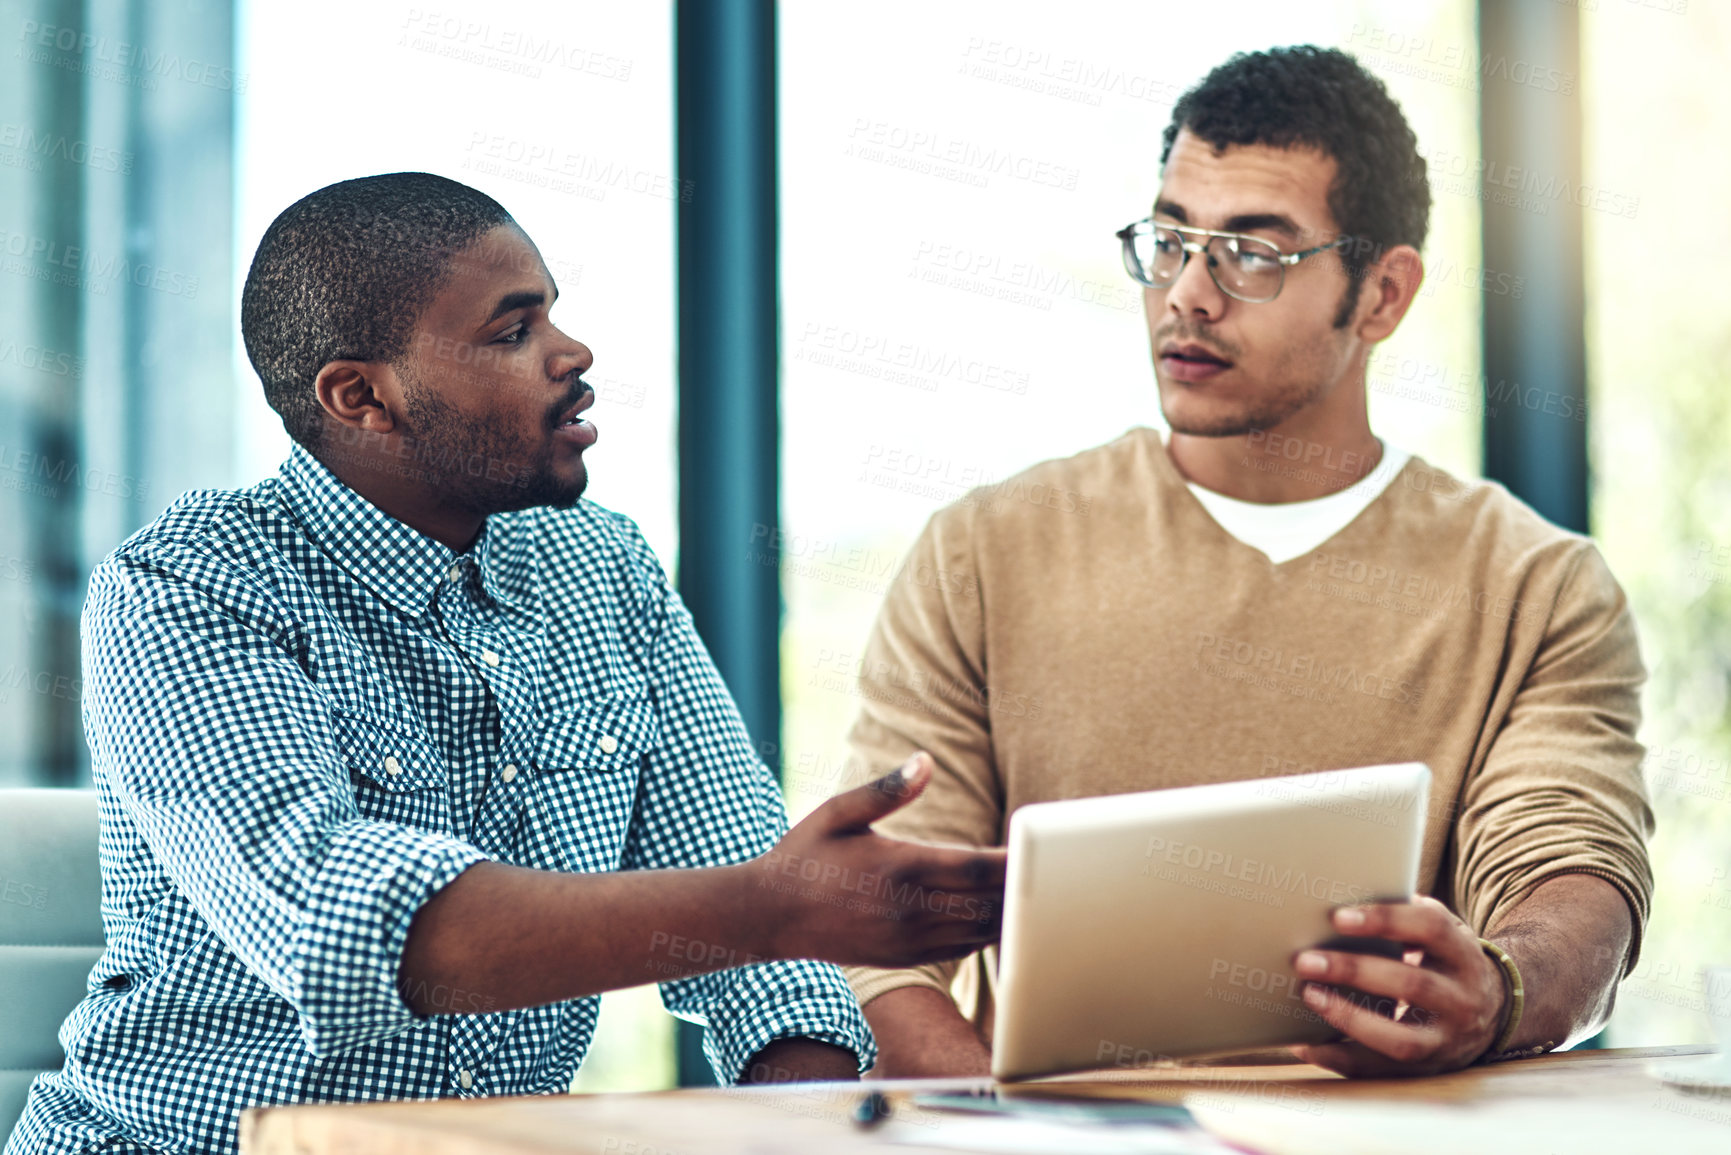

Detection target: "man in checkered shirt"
[7, 174, 1004, 1154]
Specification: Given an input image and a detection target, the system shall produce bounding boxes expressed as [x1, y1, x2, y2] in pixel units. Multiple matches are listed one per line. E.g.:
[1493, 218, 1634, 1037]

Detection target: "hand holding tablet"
[991, 763, 1432, 1079]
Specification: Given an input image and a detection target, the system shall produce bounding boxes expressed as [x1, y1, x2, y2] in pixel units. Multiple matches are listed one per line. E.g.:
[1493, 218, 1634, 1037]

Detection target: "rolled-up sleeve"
[1453, 543, 1654, 969]
[82, 542, 488, 1057]
[613, 527, 875, 1081]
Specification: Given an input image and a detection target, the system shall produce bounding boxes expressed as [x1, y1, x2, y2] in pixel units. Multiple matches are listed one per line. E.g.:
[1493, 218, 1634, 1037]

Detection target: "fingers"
[1293, 950, 1467, 1020]
[1290, 896, 1502, 1075]
[894, 843, 1009, 894]
[816, 753, 933, 832]
[1297, 982, 1448, 1067]
[1329, 898, 1474, 968]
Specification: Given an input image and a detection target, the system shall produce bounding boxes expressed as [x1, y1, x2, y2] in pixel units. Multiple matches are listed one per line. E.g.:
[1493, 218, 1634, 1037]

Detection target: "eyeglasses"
[1115, 219, 1350, 303]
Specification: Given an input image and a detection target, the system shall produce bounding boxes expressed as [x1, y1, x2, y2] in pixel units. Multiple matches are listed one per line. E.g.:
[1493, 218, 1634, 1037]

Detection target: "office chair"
[0, 789, 104, 1143]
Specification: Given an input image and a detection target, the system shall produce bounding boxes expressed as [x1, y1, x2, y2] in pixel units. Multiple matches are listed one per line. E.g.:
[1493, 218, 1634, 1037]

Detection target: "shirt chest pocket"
[521, 695, 658, 873]
[533, 694, 659, 775]
[333, 712, 452, 833]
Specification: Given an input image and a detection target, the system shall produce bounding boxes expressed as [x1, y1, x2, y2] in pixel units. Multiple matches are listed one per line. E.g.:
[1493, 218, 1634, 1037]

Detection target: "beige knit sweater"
[841, 427, 1652, 1036]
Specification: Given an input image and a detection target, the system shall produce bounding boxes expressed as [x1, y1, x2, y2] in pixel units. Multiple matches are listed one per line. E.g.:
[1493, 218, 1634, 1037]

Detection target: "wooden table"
[242, 1044, 1728, 1154]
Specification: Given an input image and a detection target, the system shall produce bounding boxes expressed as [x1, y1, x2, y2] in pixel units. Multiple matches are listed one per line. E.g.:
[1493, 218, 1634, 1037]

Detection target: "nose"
[1164, 242, 1227, 323]
[550, 329, 594, 382]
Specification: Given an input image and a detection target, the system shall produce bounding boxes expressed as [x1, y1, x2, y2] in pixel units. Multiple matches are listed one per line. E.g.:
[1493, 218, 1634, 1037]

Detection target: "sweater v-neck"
[1140, 428, 1415, 569]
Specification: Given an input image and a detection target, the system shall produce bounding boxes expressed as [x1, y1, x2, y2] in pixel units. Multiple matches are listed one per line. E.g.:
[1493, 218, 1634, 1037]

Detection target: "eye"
[494, 323, 529, 346]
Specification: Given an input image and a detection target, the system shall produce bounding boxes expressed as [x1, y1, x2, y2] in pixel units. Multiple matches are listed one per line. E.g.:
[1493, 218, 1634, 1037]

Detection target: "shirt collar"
[278, 445, 515, 620]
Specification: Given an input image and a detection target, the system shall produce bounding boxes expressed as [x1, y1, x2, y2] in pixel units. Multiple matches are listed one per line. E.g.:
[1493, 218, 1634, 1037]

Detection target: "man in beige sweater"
[844, 46, 1651, 1079]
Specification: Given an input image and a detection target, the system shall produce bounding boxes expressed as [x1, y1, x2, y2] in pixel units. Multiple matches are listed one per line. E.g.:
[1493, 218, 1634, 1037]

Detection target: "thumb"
[819, 753, 933, 833]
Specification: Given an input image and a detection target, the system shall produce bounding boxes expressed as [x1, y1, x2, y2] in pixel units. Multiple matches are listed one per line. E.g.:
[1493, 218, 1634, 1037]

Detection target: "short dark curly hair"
[1161, 46, 1428, 326]
[241, 173, 515, 451]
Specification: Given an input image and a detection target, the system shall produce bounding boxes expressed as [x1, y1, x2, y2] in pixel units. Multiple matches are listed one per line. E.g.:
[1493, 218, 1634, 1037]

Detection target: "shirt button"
[598, 735, 619, 755]
[501, 763, 518, 783]
[457, 1068, 474, 1090]
[383, 756, 403, 776]
[480, 649, 502, 667]
[447, 563, 462, 582]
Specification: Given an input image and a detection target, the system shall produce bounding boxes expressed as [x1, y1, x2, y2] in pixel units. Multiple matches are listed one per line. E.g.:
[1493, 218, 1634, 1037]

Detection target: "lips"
[1160, 342, 1232, 367]
[552, 389, 595, 429]
[1158, 341, 1233, 384]
[552, 388, 598, 448]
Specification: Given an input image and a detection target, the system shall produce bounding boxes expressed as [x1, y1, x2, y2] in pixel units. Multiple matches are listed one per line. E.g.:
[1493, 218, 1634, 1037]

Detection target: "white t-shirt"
[1185, 441, 1411, 564]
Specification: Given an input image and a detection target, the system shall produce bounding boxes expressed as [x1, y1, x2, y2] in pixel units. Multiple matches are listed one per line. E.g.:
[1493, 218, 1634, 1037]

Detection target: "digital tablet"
[991, 763, 1431, 1080]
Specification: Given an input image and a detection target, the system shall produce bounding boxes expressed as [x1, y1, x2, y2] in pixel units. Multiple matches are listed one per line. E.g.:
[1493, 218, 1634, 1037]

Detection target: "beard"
[399, 367, 587, 515]
[1153, 320, 1330, 438]
[1160, 377, 1329, 438]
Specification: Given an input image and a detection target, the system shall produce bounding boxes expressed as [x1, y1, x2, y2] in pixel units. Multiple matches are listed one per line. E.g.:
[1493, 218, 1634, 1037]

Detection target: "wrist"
[1476, 937, 1526, 1062]
[718, 858, 792, 964]
[862, 985, 992, 1078]
[743, 1037, 861, 1083]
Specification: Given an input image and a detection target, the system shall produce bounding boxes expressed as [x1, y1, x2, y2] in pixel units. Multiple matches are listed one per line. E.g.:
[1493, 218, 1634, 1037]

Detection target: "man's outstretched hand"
[754, 752, 1006, 970]
[1290, 896, 1508, 1077]
[399, 752, 1004, 1023]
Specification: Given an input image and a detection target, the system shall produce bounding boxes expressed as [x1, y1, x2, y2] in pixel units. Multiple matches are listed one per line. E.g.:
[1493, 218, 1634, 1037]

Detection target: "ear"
[1353, 245, 1425, 344]
[313, 360, 403, 439]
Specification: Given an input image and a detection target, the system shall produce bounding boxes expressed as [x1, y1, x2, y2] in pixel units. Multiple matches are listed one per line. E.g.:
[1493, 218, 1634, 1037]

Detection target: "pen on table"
[853, 1089, 892, 1129]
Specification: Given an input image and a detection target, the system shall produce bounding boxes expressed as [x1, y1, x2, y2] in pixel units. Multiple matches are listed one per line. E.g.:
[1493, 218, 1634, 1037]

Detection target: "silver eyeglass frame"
[1115, 218, 1352, 303]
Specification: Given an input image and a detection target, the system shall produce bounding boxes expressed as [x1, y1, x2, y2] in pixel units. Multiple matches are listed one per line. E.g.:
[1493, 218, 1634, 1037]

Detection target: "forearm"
[1484, 872, 1633, 1051]
[399, 759, 1006, 1017]
[861, 984, 992, 1078]
[399, 860, 760, 1014]
[743, 1038, 862, 1083]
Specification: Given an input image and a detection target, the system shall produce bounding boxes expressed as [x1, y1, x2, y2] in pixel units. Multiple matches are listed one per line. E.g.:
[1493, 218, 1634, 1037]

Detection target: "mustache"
[1154, 322, 1241, 362]
[548, 376, 593, 425]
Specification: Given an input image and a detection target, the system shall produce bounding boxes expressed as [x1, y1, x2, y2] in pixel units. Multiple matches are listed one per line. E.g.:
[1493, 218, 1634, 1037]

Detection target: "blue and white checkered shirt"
[8, 446, 873, 1154]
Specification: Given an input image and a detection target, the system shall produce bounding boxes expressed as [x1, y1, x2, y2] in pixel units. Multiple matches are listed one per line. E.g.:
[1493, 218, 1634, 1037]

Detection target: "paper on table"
[1186, 1093, 1731, 1155]
[877, 1113, 1247, 1154]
